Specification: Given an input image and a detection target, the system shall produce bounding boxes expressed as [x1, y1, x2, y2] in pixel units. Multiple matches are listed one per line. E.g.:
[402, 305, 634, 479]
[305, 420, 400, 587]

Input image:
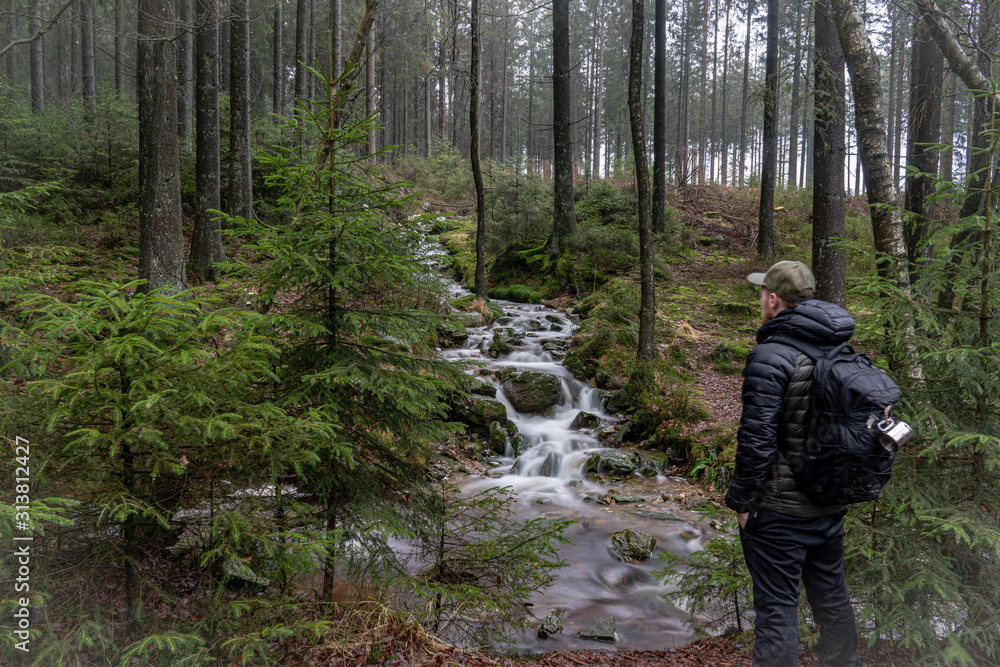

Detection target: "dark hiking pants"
[739, 508, 862, 667]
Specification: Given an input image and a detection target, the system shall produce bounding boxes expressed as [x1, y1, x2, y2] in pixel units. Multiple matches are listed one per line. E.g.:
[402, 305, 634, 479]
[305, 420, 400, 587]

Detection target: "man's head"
[747, 261, 816, 324]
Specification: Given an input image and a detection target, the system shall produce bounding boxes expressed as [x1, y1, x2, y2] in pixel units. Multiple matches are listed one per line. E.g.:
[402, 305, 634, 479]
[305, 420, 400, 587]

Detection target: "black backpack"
[770, 335, 903, 505]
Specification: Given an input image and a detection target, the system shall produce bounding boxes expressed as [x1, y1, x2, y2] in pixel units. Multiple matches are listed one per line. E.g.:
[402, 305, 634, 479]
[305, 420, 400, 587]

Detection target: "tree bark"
[116, 0, 125, 95]
[190, 0, 226, 281]
[738, 0, 754, 187]
[653, 0, 666, 231]
[294, 0, 307, 106]
[30, 10, 43, 114]
[592, 15, 604, 179]
[331, 0, 342, 79]
[228, 0, 255, 219]
[830, 0, 910, 291]
[547, 0, 577, 254]
[721, 0, 731, 185]
[176, 0, 193, 142]
[471, 0, 486, 298]
[757, 0, 779, 261]
[697, 0, 709, 185]
[904, 18, 943, 279]
[80, 0, 96, 118]
[629, 0, 654, 366]
[710, 0, 719, 184]
[813, 0, 846, 306]
[787, 0, 803, 190]
[940, 69, 955, 184]
[273, 0, 284, 117]
[138, 0, 186, 292]
[366, 21, 376, 155]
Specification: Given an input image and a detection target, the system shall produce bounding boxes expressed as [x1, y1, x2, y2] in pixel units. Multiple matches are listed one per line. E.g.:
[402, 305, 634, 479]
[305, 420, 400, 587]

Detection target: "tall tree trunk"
[830, 0, 910, 292]
[592, 16, 604, 179]
[675, 2, 690, 185]
[190, 0, 226, 281]
[331, 0, 342, 79]
[697, 0, 709, 185]
[738, 0, 754, 187]
[438, 0, 446, 144]
[219, 12, 229, 94]
[273, 0, 284, 117]
[904, 18, 943, 279]
[803, 7, 814, 188]
[757, 0, 779, 260]
[757, 0, 779, 261]
[500, 11, 508, 162]
[940, 69, 955, 184]
[176, 0, 193, 143]
[721, 0, 731, 186]
[813, 0, 846, 306]
[629, 0, 654, 368]
[367, 24, 375, 155]
[547, 0, 577, 254]
[787, 0, 803, 190]
[710, 0, 719, 184]
[471, 0, 486, 297]
[892, 22, 905, 189]
[653, 0, 665, 230]
[30, 10, 44, 114]
[80, 0, 96, 118]
[886, 4, 897, 190]
[294, 0, 307, 105]
[138, 0, 186, 294]
[228, 0, 254, 219]
[115, 0, 125, 96]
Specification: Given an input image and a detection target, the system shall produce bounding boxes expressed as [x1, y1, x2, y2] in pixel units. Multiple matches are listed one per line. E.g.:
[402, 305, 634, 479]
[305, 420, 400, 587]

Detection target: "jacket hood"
[756, 299, 855, 346]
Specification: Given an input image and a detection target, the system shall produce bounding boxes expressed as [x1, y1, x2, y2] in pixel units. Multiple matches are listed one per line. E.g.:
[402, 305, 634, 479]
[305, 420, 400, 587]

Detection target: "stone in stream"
[586, 450, 641, 477]
[537, 608, 567, 639]
[501, 370, 565, 414]
[538, 451, 562, 477]
[575, 616, 618, 643]
[452, 395, 508, 428]
[494, 366, 517, 384]
[469, 378, 497, 397]
[570, 410, 601, 430]
[488, 327, 524, 358]
[436, 321, 469, 348]
[609, 529, 657, 562]
[510, 434, 527, 456]
[488, 421, 508, 455]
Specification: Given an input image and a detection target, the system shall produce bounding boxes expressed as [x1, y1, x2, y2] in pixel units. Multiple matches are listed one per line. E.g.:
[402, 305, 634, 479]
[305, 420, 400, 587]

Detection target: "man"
[725, 260, 862, 666]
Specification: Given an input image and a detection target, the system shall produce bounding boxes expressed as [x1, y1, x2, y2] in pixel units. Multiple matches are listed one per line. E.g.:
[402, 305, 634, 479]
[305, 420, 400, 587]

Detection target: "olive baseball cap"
[747, 260, 816, 303]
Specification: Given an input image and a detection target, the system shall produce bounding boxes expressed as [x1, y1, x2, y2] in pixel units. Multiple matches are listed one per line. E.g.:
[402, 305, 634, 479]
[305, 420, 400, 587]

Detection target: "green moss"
[489, 284, 545, 304]
[715, 302, 756, 317]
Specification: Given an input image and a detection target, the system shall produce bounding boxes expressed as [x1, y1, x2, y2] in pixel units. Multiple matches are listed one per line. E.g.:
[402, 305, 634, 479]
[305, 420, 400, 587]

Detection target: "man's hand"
[737, 512, 749, 529]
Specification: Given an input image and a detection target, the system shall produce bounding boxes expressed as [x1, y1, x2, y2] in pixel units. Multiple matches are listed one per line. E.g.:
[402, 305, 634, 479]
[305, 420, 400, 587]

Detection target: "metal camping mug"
[877, 418, 915, 449]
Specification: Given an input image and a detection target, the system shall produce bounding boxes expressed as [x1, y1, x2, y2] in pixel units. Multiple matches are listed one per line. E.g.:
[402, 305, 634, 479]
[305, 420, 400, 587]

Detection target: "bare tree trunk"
[367, 25, 375, 154]
[653, 0, 665, 230]
[80, 0, 96, 118]
[629, 0, 654, 366]
[176, 0, 193, 143]
[228, 0, 255, 219]
[471, 0, 486, 298]
[138, 0, 186, 294]
[802, 7, 814, 188]
[721, 0, 731, 186]
[190, 0, 226, 281]
[273, 0, 283, 117]
[331, 0, 341, 79]
[219, 11, 229, 94]
[940, 69, 955, 184]
[438, 0, 446, 144]
[787, 0, 803, 190]
[697, 0, 709, 185]
[115, 0, 125, 95]
[830, 0, 910, 289]
[500, 11, 508, 161]
[757, 0, 779, 261]
[892, 22, 905, 188]
[592, 15, 604, 179]
[738, 0, 754, 187]
[710, 0, 719, 184]
[813, 0, 846, 306]
[294, 0, 307, 105]
[547, 0, 577, 254]
[30, 10, 44, 114]
[904, 18, 943, 280]
[886, 4, 897, 190]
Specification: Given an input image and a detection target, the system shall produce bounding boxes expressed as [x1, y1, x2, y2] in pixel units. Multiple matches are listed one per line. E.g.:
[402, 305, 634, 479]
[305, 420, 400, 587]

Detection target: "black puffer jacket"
[724, 300, 854, 517]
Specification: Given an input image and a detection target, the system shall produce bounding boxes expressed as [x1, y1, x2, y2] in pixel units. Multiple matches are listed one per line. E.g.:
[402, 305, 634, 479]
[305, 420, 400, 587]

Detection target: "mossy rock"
[709, 341, 752, 363]
[490, 284, 546, 304]
[715, 302, 756, 317]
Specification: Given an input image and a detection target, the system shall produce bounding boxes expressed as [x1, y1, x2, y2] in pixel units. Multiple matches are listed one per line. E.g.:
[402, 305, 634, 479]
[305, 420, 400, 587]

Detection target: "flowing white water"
[422, 228, 713, 652]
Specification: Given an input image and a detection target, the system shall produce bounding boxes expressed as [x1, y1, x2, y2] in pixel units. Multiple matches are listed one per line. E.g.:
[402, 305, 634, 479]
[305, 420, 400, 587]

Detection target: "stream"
[423, 234, 718, 653]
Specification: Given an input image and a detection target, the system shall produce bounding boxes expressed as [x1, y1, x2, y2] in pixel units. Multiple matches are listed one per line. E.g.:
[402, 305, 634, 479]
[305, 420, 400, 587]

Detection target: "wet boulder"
[470, 378, 497, 397]
[575, 616, 618, 643]
[570, 410, 601, 430]
[539, 451, 562, 477]
[452, 395, 508, 428]
[609, 529, 657, 562]
[537, 608, 567, 639]
[488, 421, 508, 455]
[586, 450, 641, 477]
[501, 371, 565, 414]
[488, 327, 524, 358]
[436, 321, 469, 349]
